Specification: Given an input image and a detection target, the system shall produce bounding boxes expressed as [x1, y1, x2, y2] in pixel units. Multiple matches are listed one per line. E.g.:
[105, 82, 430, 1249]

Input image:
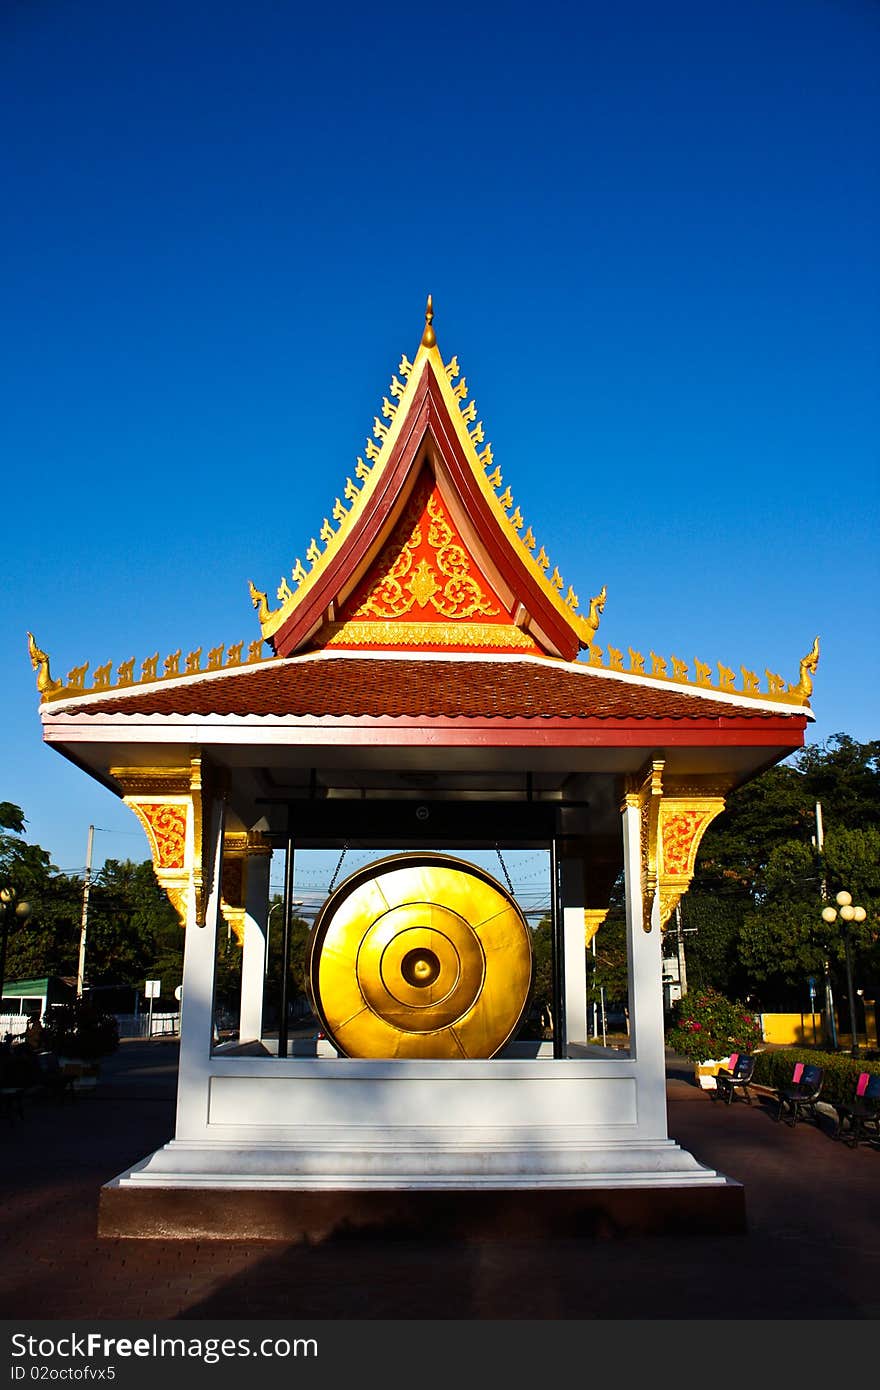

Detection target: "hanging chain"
[327, 842, 350, 895]
[495, 843, 515, 895]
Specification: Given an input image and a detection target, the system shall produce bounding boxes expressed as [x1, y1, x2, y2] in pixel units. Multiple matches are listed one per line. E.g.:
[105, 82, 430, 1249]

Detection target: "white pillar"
[561, 859, 588, 1051]
[622, 799, 669, 1138]
[239, 851, 270, 1043]
[173, 792, 226, 1142]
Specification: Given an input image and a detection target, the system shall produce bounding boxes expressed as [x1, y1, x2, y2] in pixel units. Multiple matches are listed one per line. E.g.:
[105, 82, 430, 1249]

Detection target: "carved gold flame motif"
[352, 478, 501, 623]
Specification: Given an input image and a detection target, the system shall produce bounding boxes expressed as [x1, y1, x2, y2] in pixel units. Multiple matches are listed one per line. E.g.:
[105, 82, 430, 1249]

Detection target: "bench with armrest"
[712, 1053, 756, 1106]
[833, 1072, 880, 1148]
[772, 1062, 824, 1127]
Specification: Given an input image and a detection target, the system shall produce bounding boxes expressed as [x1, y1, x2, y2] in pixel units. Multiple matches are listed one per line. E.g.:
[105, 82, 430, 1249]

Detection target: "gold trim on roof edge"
[28, 627, 819, 709]
[30, 632, 274, 705]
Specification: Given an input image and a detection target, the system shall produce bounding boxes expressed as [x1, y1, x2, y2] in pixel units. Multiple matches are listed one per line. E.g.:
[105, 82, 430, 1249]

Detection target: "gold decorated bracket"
[111, 758, 227, 927]
[623, 758, 665, 932]
[584, 908, 610, 946]
[624, 762, 729, 932]
[657, 783, 728, 929]
[220, 830, 273, 945]
[111, 768, 192, 925]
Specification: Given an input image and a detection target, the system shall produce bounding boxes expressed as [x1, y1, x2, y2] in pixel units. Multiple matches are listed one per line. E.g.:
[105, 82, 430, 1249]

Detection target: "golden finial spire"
[421, 293, 436, 347]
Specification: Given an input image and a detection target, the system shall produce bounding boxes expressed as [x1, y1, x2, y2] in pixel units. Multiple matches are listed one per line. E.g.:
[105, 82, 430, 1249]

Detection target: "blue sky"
[1, 0, 877, 885]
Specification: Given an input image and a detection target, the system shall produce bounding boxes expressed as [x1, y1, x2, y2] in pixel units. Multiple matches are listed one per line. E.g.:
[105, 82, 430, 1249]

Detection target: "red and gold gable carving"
[329, 474, 537, 652]
[132, 803, 187, 870]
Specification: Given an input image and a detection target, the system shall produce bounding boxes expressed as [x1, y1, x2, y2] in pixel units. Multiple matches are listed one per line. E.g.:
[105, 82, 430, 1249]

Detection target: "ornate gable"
[249, 298, 605, 661]
[322, 467, 539, 653]
[26, 299, 821, 716]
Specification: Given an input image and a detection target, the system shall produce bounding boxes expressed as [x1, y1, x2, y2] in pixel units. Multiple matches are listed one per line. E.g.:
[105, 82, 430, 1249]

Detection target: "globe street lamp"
[822, 890, 867, 1057]
[0, 886, 32, 1022]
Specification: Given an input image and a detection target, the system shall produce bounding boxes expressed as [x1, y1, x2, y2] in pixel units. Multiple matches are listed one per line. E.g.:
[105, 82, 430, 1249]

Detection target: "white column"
[561, 858, 588, 1051]
[239, 851, 270, 1043]
[622, 799, 669, 1138]
[173, 792, 226, 1142]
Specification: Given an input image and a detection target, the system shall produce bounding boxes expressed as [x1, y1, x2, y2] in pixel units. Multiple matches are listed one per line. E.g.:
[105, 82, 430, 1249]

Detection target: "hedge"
[751, 1048, 880, 1106]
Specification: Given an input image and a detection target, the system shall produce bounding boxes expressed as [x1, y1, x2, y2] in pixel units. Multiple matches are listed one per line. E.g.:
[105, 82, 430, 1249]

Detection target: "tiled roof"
[51, 656, 794, 723]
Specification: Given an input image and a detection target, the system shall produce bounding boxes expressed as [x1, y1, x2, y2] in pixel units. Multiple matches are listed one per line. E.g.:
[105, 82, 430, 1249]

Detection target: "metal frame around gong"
[261, 794, 578, 1060]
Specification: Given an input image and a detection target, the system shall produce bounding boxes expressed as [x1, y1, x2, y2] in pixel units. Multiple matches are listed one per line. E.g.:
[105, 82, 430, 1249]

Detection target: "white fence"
[3, 1011, 180, 1042]
[114, 1012, 180, 1039]
[0, 1013, 29, 1039]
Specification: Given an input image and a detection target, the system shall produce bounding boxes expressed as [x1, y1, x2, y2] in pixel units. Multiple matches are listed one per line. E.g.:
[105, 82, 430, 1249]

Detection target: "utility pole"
[76, 824, 94, 1001]
[675, 903, 688, 998]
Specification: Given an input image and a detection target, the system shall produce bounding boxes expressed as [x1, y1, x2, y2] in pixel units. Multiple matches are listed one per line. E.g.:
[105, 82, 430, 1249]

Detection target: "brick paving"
[2, 1039, 879, 1320]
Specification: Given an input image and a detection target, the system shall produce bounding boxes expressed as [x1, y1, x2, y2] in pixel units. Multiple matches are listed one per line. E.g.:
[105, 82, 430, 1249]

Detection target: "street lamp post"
[265, 901, 283, 976]
[821, 890, 867, 1057]
[265, 900, 302, 974]
[0, 887, 32, 1022]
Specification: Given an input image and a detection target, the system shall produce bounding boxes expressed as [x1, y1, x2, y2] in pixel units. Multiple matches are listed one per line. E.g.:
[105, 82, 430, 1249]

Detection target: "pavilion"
[29, 299, 817, 1238]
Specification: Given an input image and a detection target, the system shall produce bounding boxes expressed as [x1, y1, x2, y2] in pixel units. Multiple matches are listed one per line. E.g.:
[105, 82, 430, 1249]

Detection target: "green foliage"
[2, 799, 185, 1000]
[672, 894, 751, 999]
[526, 911, 629, 1039]
[0, 802, 27, 836]
[81, 859, 167, 986]
[261, 899, 312, 1028]
[688, 735, 879, 1010]
[750, 1047, 880, 1107]
[590, 907, 629, 1008]
[665, 986, 762, 1062]
[738, 900, 831, 988]
[529, 916, 553, 1015]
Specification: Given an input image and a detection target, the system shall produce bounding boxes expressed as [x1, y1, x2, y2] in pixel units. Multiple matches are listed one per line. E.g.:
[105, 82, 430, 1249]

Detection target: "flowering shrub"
[665, 987, 762, 1063]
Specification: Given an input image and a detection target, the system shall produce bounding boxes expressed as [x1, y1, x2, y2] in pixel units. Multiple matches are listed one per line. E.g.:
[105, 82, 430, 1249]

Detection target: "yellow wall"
[761, 1013, 824, 1046]
[762, 1002, 878, 1049]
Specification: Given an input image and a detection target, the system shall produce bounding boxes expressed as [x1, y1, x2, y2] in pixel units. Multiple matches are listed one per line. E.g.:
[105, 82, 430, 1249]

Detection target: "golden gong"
[307, 853, 533, 1059]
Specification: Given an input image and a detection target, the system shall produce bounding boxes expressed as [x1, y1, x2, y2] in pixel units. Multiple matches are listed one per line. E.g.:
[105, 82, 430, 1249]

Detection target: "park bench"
[712, 1053, 756, 1106]
[833, 1072, 880, 1149]
[772, 1061, 824, 1128]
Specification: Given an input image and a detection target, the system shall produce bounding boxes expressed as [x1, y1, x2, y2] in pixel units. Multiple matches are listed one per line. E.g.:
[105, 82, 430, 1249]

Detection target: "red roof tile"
[52, 656, 792, 723]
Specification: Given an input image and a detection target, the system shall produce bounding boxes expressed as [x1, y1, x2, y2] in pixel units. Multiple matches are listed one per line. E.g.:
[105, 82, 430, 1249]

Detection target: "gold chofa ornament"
[307, 853, 534, 1059]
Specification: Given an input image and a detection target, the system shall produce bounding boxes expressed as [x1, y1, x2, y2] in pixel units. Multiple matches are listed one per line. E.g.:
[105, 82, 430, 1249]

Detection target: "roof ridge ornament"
[421, 293, 436, 348]
[27, 632, 63, 697]
[790, 635, 820, 700]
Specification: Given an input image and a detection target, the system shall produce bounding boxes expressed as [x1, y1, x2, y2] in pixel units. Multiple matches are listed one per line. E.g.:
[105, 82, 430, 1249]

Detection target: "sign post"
[145, 979, 160, 1037]
[808, 976, 817, 1044]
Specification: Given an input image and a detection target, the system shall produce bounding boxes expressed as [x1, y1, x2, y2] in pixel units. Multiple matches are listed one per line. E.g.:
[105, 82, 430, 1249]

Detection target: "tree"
[590, 908, 629, 1011]
[261, 896, 312, 1029]
[1, 801, 71, 981]
[685, 735, 879, 1010]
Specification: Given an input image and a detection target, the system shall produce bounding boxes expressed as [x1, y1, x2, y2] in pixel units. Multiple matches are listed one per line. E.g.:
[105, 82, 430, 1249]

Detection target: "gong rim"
[307, 852, 534, 1059]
